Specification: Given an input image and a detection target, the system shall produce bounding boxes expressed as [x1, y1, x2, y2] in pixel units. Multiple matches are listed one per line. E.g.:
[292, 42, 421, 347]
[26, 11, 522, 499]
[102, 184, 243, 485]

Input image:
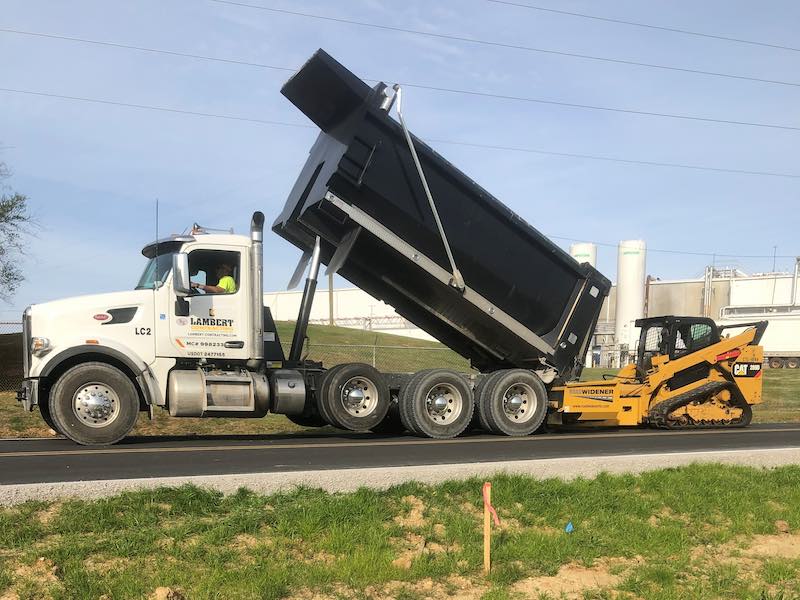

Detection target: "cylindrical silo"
[615, 240, 647, 362]
[570, 243, 598, 367]
[569, 242, 597, 268]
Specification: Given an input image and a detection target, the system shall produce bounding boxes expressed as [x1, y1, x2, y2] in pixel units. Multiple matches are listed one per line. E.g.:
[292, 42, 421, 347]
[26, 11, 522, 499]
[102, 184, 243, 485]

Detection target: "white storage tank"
[569, 242, 598, 268]
[570, 243, 599, 367]
[615, 240, 647, 358]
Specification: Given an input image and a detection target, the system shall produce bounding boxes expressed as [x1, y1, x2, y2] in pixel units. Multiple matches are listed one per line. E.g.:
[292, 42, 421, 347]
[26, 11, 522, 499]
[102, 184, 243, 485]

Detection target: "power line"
[0, 87, 313, 129]
[548, 235, 797, 259]
[1, 86, 799, 179]
[400, 82, 800, 132]
[0, 28, 296, 73]
[485, 0, 800, 53]
[426, 138, 800, 179]
[209, 0, 800, 88]
[3, 27, 799, 132]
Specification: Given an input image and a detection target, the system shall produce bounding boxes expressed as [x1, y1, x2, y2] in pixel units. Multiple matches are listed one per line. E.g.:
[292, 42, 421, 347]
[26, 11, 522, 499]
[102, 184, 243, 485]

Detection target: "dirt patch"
[84, 556, 132, 574]
[306, 551, 336, 566]
[512, 562, 625, 599]
[232, 534, 260, 549]
[393, 495, 426, 529]
[285, 583, 353, 600]
[375, 576, 486, 600]
[745, 533, 800, 559]
[149, 587, 185, 600]
[36, 503, 62, 526]
[391, 532, 462, 570]
[14, 557, 59, 584]
[774, 520, 791, 534]
[647, 506, 691, 527]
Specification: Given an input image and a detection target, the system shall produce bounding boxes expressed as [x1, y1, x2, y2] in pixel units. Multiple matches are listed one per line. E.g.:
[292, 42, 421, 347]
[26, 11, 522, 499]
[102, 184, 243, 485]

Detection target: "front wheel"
[39, 401, 60, 434]
[49, 362, 140, 446]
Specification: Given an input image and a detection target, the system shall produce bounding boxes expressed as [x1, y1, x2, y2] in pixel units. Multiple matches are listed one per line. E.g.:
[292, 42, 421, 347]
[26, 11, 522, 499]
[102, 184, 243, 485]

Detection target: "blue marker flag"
[565, 521, 574, 533]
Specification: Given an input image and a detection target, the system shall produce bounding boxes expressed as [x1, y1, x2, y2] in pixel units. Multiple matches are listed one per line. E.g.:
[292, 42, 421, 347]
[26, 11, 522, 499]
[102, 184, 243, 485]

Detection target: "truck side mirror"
[172, 253, 192, 296]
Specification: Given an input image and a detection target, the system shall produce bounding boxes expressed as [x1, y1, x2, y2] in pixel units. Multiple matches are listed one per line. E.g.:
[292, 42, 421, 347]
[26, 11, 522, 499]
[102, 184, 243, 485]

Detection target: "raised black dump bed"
[274, 50, 611, 379]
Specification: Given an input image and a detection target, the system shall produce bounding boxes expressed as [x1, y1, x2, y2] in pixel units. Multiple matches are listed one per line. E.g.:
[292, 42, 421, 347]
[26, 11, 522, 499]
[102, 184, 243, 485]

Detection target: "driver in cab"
[191, 263, 236, 294]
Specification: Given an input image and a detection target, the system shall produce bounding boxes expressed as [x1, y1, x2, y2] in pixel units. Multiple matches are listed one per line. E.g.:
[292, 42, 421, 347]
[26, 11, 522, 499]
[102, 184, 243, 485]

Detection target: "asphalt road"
[1, 424, 798, 485]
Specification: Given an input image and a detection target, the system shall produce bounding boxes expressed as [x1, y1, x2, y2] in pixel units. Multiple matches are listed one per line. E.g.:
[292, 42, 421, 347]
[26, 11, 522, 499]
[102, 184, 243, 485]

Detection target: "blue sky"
[1, 0, 798, 316]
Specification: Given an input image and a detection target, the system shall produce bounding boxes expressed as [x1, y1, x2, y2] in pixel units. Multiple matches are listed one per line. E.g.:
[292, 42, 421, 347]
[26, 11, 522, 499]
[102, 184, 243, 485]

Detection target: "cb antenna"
[154, 198, 160, 286]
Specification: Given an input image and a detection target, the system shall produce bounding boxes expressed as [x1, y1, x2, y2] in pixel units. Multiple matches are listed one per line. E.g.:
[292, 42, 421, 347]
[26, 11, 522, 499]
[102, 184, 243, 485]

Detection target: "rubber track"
[648, 381, 752, 430]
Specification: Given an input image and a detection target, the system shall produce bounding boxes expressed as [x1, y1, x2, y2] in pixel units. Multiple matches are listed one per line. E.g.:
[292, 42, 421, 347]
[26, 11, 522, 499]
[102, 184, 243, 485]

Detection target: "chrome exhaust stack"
[250, 211, 265, 362]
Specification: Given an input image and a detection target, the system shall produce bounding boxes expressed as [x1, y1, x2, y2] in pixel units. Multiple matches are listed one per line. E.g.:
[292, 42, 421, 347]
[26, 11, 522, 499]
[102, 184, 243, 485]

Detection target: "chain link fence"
[286, 342, 472, 373]
[0, 322, 22, 392]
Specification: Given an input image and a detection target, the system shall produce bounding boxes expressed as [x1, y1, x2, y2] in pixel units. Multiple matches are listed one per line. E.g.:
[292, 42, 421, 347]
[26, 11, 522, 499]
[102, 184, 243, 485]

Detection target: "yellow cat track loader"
[550, 317, 768, 430]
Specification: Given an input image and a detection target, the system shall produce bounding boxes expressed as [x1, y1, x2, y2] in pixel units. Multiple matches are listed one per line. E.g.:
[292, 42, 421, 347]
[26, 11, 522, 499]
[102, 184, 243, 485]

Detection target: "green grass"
[1, 465, 799, 599]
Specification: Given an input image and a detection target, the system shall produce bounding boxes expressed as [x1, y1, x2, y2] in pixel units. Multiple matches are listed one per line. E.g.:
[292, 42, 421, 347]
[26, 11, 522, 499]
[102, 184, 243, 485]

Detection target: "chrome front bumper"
[16, 379, 39, 412]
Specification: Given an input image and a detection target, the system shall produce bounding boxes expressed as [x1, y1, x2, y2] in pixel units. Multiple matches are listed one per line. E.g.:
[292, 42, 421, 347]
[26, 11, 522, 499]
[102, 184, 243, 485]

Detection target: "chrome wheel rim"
[501, 382, 536, 423]
[340, 376, 378, 417]
[424, 383, 462, 425]
[72, 382, 121, 428]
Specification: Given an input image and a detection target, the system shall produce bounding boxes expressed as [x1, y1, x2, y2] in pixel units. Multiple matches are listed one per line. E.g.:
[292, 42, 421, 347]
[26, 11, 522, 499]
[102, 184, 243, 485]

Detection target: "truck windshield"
[136, 253, 175, 289]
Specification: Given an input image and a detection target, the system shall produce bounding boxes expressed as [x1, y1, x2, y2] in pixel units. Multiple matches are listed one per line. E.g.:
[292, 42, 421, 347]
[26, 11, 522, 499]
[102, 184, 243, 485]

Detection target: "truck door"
[167, 247, 251, 360]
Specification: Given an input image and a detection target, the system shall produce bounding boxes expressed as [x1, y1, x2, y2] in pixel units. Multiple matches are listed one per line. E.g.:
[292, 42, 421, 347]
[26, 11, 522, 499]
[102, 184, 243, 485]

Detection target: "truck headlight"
[31, 337, 52, 356]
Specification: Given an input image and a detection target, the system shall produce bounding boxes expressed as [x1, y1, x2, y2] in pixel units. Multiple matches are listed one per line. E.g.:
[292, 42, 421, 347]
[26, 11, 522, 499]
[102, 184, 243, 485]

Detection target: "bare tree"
[0, 160, 32, 300]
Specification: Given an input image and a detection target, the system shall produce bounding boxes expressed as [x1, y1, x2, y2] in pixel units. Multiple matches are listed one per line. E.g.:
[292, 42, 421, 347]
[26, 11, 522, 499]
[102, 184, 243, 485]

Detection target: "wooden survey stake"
[482, 482, 500, 574]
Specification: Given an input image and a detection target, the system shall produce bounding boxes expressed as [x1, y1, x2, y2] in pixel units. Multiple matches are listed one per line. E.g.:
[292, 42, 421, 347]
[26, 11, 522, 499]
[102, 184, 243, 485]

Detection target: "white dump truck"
[16, 50, 611, 445]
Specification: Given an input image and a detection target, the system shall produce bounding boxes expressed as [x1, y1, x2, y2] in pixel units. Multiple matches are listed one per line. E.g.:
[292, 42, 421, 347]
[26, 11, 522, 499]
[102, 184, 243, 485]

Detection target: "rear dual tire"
[399, 369, 474, 439]
[476, 369, 547, 436]
[317, 363, 390, 431]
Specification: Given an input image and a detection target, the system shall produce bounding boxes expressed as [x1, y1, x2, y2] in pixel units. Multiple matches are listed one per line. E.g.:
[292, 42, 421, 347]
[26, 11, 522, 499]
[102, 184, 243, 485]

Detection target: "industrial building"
[266, 245, 800, 367]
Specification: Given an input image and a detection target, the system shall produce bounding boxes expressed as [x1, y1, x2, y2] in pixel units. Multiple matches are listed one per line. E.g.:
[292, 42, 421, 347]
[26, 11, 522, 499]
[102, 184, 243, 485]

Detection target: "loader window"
[638, 325, 669, 376]
[673, 322, 716, 358]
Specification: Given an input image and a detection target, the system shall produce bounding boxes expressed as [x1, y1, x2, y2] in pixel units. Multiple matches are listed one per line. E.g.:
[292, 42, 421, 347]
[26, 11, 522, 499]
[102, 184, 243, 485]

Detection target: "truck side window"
[187, 250, 240, 295]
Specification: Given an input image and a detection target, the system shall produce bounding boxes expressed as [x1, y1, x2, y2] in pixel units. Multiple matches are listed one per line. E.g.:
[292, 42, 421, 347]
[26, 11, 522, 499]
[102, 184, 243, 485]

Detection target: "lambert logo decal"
[176, 317, 189, 326]
[189, 317, 234, 331]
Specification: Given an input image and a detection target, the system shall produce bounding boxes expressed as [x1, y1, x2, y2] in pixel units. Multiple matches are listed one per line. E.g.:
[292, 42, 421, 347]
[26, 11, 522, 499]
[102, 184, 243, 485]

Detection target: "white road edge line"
[1, 447, 799, 506]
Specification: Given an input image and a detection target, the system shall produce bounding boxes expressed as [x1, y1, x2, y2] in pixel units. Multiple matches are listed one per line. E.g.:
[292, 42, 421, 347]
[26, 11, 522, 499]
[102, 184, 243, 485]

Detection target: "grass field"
[1, 464, 799, 599]
[0, 323, 797, 438]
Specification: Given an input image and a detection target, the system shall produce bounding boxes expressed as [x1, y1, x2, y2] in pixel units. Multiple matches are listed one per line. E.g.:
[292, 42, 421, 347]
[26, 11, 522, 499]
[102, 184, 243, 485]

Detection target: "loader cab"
[635, 316, 720, 378]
